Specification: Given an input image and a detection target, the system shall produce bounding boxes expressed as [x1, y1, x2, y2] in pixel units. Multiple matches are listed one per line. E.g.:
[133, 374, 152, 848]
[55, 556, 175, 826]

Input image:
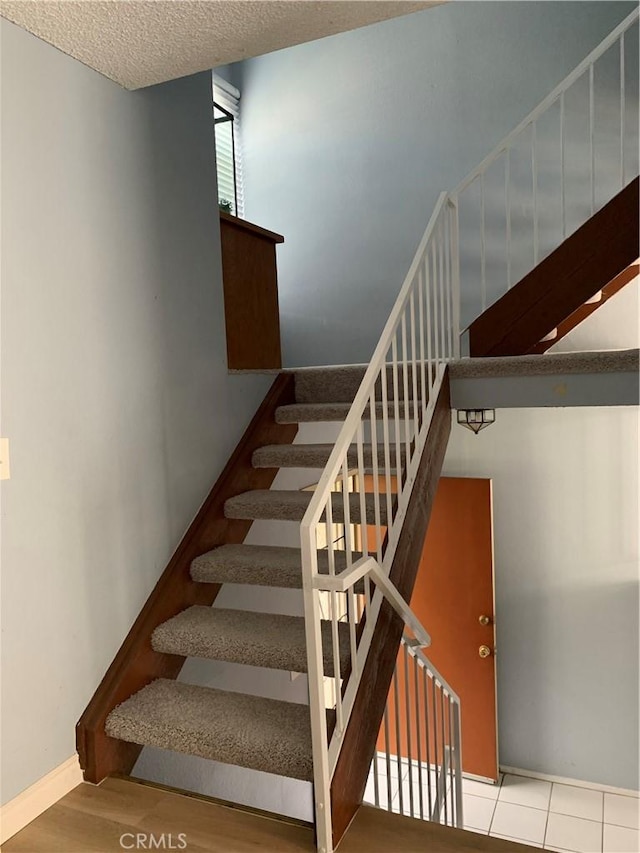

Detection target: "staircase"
[77, 360, 456, 850]
[101, 367, 402, 782]
[78, 10, 639, 853]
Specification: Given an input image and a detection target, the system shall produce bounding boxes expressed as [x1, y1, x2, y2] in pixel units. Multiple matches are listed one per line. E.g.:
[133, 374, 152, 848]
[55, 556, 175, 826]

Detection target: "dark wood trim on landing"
[527, 262, 639, 354]
[469, 178, 639, 357]
[329, 373, 452, 848]
[219, 210, 284, 244]
[76, 374, 297, 783]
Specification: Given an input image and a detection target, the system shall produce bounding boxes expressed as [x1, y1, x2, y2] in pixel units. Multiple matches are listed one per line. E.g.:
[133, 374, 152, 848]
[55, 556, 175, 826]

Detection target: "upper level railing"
[301, 11, 638, 852]
[452, 8, 639, 333]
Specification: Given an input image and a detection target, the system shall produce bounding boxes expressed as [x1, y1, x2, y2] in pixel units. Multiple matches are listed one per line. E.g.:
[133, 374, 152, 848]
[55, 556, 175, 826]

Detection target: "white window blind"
[213, 73, 244, 218]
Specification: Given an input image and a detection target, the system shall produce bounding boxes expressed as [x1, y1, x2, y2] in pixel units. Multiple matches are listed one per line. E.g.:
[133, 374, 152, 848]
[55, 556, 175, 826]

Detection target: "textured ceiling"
[0, 0, 441, 90]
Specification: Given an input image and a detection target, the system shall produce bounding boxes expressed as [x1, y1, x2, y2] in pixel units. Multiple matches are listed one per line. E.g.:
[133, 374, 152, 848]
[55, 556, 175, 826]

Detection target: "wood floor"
[1, 777, 540, 853]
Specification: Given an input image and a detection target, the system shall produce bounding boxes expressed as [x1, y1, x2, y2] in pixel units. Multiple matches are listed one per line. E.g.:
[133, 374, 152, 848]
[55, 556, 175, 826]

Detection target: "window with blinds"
[213, 73, 244, 218]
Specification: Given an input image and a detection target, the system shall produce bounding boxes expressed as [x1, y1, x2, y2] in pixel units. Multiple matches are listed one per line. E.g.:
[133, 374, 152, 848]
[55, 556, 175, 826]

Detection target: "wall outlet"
[0, 438, 10, 480]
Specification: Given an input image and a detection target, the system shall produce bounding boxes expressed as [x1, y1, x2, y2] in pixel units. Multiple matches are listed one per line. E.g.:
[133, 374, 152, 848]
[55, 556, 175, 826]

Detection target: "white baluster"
[590, 63, 595, 215]
[620, 32, 625, 189]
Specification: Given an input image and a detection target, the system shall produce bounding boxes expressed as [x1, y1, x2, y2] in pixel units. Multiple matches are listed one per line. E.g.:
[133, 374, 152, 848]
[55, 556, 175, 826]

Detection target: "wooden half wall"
[219, 212, 284, 370]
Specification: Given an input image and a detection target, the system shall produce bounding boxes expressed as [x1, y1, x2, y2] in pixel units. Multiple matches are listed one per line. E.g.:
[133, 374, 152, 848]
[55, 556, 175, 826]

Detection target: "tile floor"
[364, 760, 640, 852]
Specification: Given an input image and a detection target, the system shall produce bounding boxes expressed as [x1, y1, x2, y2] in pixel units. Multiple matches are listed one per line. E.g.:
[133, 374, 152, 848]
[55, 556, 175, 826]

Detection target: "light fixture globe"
[457, 409, 496, 434]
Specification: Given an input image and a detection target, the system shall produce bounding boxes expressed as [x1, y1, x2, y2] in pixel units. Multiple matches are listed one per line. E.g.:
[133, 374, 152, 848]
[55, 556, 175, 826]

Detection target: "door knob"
[479, 614, 491, 626]
[479, 645, 492, 659]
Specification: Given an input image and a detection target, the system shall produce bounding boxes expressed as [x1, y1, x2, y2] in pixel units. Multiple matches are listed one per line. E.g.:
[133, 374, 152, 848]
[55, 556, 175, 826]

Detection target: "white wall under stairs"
[443, 404, 638, 791]
[548, 276, 639, 354]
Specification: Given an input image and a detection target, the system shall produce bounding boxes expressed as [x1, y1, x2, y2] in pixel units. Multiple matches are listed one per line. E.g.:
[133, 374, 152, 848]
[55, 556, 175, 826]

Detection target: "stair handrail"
[313, 555, 430, 651]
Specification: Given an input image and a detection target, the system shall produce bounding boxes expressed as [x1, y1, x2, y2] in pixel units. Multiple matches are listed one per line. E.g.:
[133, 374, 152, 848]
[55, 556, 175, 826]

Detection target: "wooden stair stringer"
[527, 262, 639, 354]
[469, 177, 639, 357]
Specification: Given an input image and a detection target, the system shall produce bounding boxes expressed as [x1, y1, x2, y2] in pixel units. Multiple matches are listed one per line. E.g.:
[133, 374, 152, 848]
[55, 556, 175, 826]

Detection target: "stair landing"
[449, 348, 639, 409]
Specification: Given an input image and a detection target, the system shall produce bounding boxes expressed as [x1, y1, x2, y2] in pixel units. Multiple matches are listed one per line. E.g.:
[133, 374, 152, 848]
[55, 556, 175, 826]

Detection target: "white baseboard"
[0, 755, 83, 844]
[500, 765, 640, 799]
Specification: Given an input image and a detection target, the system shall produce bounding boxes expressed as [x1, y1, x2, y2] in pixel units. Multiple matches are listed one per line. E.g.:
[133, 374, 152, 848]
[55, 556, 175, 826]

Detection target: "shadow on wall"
[497, 578, 639, 791]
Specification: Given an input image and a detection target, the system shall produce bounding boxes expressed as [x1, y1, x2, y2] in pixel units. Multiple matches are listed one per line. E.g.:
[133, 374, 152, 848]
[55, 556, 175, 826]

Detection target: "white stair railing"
[452, 9, 639, 332]
[368, 636, 463, 830]
[301, 193, 458, 853]
[300, 11, 638, 851]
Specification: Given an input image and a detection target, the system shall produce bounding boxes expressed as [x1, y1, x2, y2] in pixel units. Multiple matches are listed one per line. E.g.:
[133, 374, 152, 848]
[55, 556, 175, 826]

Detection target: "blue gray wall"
[0, 19, 269, 805]
[234, 1, 636, 366]
[2, 2, 637, 810]
[228, 0, 640, 792]
[443, 405, 639, 790]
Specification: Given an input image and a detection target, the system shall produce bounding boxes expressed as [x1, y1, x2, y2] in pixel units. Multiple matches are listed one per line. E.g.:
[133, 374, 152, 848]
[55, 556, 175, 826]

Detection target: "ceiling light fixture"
[457, 409, 496, 434]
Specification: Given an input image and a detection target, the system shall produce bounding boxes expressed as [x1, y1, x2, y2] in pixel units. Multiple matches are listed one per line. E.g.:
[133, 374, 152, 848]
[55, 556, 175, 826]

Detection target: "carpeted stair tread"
[275, 400, 421, 424]
[252, 443, 401, 469]
[275, 402, 357, 422]
[292, 366, 418, 404]
[224, 489, 390, 524]
[152, 605, 351, 676]
[105, 678, 315, 781]
[191, 544, 365, 591]
[294, 366, 367, 404]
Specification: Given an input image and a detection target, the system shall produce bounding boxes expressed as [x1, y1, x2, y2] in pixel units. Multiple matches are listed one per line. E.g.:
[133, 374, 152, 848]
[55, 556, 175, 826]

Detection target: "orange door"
[412, 476, 497, 780]
[374, 476, 498, 781]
